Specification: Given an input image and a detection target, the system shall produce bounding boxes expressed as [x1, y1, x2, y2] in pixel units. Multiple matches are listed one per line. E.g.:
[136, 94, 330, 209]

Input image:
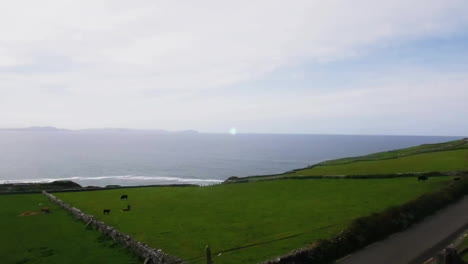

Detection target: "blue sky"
[0, 0, 467, 136]
[238, 31, 468, 91]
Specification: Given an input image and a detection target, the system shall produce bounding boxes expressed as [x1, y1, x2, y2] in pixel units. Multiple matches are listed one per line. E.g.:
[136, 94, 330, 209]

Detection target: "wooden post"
[85, 219, 93, 229]
[205, 245, 213, 264]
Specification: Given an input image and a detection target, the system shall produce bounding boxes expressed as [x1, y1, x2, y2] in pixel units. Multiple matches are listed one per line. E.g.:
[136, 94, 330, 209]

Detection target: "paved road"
[335, 196, 468, 264]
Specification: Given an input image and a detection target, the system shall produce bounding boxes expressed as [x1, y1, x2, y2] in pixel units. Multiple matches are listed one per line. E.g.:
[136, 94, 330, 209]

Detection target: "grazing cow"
[454, 177, 461, 181]
[120, 194, 128, 200]
[103, 209, 111, 215]
[418, 176, 429, 181]
[121, 205, 131, 212]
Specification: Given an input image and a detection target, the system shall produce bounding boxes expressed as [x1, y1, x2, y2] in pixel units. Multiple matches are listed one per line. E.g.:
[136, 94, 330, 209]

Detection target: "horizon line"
[0, 126, 465, 138]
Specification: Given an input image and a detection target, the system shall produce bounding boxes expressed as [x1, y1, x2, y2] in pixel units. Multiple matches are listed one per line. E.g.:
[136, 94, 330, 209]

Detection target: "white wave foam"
[0, 175, 223, 185]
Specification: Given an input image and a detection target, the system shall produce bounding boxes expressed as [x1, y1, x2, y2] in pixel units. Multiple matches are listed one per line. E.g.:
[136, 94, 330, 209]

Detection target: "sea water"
[0, 132, 461, 186]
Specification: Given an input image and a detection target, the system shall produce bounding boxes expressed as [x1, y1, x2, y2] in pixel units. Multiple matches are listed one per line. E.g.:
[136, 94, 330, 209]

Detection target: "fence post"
[205, 245, 213, 264]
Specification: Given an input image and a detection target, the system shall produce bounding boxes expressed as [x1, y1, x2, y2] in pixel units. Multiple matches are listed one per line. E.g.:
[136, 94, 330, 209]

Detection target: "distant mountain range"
[0, 126, 199, 134]
[0, 126, 70, 132]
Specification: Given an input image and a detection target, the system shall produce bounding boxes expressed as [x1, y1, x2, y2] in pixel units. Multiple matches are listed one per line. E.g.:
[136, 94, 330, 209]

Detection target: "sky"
[1, 0, 468, 136]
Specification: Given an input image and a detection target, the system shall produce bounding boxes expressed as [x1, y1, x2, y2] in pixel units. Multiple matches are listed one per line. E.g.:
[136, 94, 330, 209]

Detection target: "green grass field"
[0, 194, 138, 264]
[315, 139, 468, 166]
[287, 149, 468, 177]
[57, 177, 452, 264]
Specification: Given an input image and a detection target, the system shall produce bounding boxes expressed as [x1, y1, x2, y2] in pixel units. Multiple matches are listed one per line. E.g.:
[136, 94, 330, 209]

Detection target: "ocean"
[0, 132, 461, 187]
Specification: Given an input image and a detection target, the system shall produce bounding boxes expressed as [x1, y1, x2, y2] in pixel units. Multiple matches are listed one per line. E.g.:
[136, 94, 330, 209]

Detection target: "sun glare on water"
[229, 127, 237, 135]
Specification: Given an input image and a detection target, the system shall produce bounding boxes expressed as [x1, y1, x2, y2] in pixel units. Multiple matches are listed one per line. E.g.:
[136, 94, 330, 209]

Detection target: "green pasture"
[316, 138, 468, 166]
[0, 194, 138, 264]
[57, 177, 452, 264]
[287, 149, 468, 177]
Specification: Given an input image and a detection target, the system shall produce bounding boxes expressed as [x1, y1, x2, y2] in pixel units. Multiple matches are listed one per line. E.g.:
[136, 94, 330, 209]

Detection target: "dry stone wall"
[42, 191, 184, 264]
[427, 246, 464, 264]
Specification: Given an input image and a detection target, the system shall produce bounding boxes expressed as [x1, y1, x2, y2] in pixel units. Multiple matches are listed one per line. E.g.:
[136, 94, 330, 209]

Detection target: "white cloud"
[0, 0, 468, 134]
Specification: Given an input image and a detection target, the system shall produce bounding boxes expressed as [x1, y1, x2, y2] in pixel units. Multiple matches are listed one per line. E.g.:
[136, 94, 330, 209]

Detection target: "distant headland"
[0, 126, 199, 134]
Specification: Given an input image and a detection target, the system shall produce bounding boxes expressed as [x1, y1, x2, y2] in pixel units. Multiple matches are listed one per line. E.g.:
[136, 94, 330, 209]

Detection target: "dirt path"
[335, 196, 468, 264]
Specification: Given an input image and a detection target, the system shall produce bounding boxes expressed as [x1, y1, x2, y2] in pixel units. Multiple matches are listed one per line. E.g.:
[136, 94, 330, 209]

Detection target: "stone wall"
[225, 171, 468, 183]
[42, 191, 184, 264]
[427, 246, 464, 264]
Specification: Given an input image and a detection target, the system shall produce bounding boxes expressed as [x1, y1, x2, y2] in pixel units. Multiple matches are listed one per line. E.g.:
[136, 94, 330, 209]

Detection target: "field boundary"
[0, 184, 198, 196]
[42, 191, 185, 264]
[226, 171, 468, 183]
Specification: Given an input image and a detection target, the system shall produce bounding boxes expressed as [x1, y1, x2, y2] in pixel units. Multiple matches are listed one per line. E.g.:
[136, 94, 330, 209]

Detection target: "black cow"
[418, 176, 429, 181]
[121, 205, 131, 212]
[454, 177, 461, 181]
[103, 209, 111, 215]
[120, 194, 128, 200]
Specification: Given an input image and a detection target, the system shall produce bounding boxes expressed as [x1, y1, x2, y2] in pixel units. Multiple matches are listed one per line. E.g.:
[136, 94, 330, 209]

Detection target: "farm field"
[315, 138, 468, 166]
[57, 177, 452, 264]
[289, 149, 468, 177]
[234, 148, 468, 182]
[0, 194, 138, 264]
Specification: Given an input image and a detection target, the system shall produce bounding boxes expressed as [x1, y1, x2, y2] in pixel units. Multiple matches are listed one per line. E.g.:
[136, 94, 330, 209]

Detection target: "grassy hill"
[287, 148, 468, 177]
[229, 138, 468, 182]
[0, 194, 137, 264]
[315, 138, 468, 166]
[57, 177, 452, 264]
